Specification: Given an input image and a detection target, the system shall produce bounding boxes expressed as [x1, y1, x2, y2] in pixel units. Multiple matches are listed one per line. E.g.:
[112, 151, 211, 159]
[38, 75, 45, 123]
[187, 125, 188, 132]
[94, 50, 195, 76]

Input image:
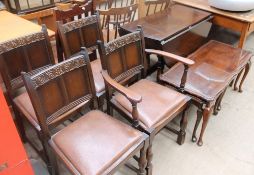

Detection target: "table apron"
[212, 14, 249, 32]
[161, 15, 213, 45]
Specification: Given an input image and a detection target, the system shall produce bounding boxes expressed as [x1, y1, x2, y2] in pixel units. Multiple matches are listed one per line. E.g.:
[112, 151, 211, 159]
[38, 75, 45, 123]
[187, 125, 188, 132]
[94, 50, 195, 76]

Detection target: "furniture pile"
[0, 0, 253, 174]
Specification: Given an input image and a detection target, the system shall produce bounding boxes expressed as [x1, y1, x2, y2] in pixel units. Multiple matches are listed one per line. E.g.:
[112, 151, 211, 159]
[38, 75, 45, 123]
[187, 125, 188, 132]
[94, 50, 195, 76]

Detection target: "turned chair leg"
[239, 61, 251, 93]
[177, 109, 188, 145]
[197, 106, 211, 146]
[192, 108, 202, 142]
[145, 136, 154, 175]
[138, 145, 148, 175]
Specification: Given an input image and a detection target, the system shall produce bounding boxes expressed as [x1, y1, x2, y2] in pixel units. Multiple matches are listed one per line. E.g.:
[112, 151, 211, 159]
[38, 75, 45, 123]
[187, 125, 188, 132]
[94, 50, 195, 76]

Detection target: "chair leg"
[192, 108, 202, 142]
[146, 141, 153, 175]
[97, 96, 104, 111]
[197, 106, 211, 146]
[177, 109, 188, 145]
[106, 101, 113, 116]
[239, 61, 251, 93]
[138, 144, 148, 175]
[42, 139, 59, 175]
[12, 106, 27, 142]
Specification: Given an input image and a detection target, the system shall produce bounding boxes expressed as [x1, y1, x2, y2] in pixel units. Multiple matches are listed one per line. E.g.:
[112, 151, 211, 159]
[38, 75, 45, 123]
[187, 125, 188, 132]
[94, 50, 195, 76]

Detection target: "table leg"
[233, 69, 244, 91]
[197, 105, 212, 146]
[192, 107, 202, 142]
[239, 61, 251, 93]
[238, 23, 249, 48]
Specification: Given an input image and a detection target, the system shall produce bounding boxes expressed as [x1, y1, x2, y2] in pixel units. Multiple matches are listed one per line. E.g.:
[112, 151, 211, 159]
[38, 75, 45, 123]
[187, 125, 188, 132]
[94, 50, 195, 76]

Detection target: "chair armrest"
[101, 70, 142, 127]
[101, 71, 142, 104]
[145, 49, 195, 66]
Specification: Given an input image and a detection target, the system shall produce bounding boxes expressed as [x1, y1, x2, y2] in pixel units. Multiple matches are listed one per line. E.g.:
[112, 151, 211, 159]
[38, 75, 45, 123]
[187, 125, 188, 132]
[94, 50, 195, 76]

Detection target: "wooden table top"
[173, 0, 254, 23]
[0, 10, 55, 43]
[120, 4, 211, 42]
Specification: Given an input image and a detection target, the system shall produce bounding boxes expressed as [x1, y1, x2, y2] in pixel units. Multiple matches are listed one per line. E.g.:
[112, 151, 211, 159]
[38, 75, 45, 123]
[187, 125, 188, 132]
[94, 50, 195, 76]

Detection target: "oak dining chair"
[22, 52, 149, 175]
[98, 28, 193, 175]
[57, 14, 105, 110]
[0, 25, 55, 170]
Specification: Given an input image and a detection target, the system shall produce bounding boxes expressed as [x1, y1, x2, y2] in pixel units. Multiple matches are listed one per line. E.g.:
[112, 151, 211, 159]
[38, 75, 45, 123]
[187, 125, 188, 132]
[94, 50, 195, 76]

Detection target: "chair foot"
[177, 131, 186, 145]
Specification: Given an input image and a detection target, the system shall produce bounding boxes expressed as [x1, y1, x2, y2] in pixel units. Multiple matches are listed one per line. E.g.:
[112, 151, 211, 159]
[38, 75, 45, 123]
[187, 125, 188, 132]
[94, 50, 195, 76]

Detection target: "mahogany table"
[173, 0, 254, 48]
[119, 4, 212, 73]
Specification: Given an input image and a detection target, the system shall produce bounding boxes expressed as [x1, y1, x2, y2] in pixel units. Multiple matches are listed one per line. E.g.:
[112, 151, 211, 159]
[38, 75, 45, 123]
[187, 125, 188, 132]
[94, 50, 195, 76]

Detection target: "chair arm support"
[101, 71, 142, 127]
[101, 71, 142, 104]
[145, 49, 195, 66]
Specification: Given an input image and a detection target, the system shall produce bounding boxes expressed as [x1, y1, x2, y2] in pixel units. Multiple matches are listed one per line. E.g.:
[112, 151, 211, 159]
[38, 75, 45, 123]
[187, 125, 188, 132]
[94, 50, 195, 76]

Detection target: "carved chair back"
[22, 52, 96, 137]
[54, 2, 93, 24]
[98, 29, 147, 88]
[145, 0, 172, 16]
[54, 2, 94, 61]
[98, 3, 138, 42]
[57, 14, 103, 61]
[0, 25, 55, 101]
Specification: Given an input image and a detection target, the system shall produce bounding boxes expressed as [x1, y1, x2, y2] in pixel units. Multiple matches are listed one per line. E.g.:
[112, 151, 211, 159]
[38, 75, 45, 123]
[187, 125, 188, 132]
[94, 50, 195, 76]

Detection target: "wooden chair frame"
[98, 28, 193, 175]
[57, 14, 105, 110]
[22, 52, 149, 175]
[0, 25, 55, 171]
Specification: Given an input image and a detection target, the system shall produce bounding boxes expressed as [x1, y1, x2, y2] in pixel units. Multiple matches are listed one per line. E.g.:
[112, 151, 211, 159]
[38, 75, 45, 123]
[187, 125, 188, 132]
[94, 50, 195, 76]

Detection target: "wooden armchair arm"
[145, 49, 195, 66]
[101, 71, 142, 103]
[101, 70, 142, 127]
[146, 49, 194, 91]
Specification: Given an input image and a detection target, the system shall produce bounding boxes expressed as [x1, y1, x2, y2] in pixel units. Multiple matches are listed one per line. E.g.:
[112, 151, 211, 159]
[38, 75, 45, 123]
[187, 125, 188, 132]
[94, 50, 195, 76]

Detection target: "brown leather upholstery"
[160, 40, 253, 101]
[114, 79, 189, 129]
[13, 92, 40, 131]
[91, 59, 105, 93]
[49, 110, 144, 175]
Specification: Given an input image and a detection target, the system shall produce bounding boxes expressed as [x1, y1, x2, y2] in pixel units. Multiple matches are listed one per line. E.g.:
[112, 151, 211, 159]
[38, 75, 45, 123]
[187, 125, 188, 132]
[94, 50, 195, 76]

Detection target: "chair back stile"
[0, 25, 55, 100]
[22, 52, 96, 137]
[57, 13, 104, 60]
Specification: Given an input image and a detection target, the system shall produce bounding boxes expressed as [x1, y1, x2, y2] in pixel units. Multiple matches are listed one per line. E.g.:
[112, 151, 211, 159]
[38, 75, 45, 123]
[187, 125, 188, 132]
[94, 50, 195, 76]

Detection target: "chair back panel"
[57, 14, 103, 58]
[99, 31, 145, 82]
[0, 26, 54, 94]
[23, 53, 95, 129]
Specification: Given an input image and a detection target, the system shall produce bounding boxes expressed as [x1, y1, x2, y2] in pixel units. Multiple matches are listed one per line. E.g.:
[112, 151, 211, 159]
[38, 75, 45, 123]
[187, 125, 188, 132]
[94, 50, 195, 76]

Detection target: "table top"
[161, 40, 252, 101]
[120, 4, 211, 42]
[0, 10, 55, 43]
[173, 0, 254, 23]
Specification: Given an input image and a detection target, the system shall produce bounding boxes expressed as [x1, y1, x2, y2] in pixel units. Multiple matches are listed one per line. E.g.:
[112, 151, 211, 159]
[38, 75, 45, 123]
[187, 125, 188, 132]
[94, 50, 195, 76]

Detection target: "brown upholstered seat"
[160, 40, 252, 101]
[91, 59, 105, 94]
[114, 79, 189, 129]
[50, 110, 144, 175]
[13, 92, 40, 131]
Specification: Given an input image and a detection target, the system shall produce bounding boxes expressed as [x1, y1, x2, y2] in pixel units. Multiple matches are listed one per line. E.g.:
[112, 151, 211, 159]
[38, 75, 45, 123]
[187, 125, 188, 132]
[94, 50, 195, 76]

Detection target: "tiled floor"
[24, 27, 254, 175]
